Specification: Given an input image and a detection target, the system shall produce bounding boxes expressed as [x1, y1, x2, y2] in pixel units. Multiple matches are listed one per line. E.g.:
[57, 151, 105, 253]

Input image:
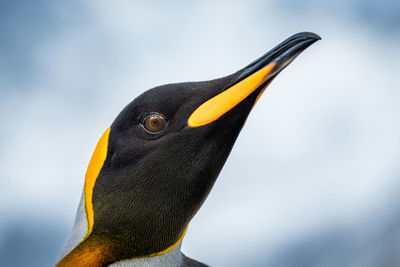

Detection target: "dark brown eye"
[142, 113, 167, 133]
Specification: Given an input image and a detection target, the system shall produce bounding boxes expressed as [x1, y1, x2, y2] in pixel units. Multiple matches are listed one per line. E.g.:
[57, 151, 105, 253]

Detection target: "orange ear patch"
[84, 128, 110, 235]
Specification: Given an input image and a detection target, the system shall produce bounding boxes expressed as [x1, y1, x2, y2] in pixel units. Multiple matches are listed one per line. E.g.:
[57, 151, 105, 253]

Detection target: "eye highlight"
[142, 113, 167, 134]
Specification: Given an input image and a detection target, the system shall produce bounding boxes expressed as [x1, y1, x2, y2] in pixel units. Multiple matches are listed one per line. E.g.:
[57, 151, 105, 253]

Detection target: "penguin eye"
[142, 113, 167, 134]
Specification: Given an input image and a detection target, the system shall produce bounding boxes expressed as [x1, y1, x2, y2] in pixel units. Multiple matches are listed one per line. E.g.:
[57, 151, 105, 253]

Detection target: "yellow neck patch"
[59, 127, 189, 266]
[84, 128, 110, 235]
[147, 225, 188, 257]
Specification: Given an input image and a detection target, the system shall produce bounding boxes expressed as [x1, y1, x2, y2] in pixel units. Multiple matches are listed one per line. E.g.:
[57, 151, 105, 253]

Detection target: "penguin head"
[58, 32, 320, 266]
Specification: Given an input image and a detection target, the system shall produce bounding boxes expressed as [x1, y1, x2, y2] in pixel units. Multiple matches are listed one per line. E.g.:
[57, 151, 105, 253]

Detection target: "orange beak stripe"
[188, 62, 275, 127]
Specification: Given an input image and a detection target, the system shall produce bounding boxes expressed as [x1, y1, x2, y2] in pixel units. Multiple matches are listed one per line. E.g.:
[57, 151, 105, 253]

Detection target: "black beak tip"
[293, 32, 322, 41]
[236, 32, 321, 83]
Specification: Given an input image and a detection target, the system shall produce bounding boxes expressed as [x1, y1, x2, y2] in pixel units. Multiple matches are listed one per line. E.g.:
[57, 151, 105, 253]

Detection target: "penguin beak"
[188, 32, 321, 128]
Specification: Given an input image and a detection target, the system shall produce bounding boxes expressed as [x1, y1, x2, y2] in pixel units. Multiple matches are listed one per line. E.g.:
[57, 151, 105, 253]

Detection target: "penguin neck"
[56, 192, 185, 267]
[109, 243, 183, 267]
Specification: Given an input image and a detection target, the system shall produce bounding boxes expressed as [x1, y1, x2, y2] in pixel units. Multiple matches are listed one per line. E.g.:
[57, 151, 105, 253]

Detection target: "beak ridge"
[235, 32, 321, 86]
[188, 32, 321, 128]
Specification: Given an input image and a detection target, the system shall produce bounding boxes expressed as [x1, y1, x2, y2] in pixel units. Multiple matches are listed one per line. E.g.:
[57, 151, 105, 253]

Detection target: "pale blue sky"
[1, 1, 400, 266]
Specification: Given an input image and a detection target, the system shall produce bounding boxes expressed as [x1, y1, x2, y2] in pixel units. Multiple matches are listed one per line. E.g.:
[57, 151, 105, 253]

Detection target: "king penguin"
[56, 32, 320, 267]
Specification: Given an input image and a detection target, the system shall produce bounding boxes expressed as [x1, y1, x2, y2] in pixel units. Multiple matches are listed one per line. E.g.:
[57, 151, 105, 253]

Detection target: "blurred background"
[1, 0, 399, 266]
